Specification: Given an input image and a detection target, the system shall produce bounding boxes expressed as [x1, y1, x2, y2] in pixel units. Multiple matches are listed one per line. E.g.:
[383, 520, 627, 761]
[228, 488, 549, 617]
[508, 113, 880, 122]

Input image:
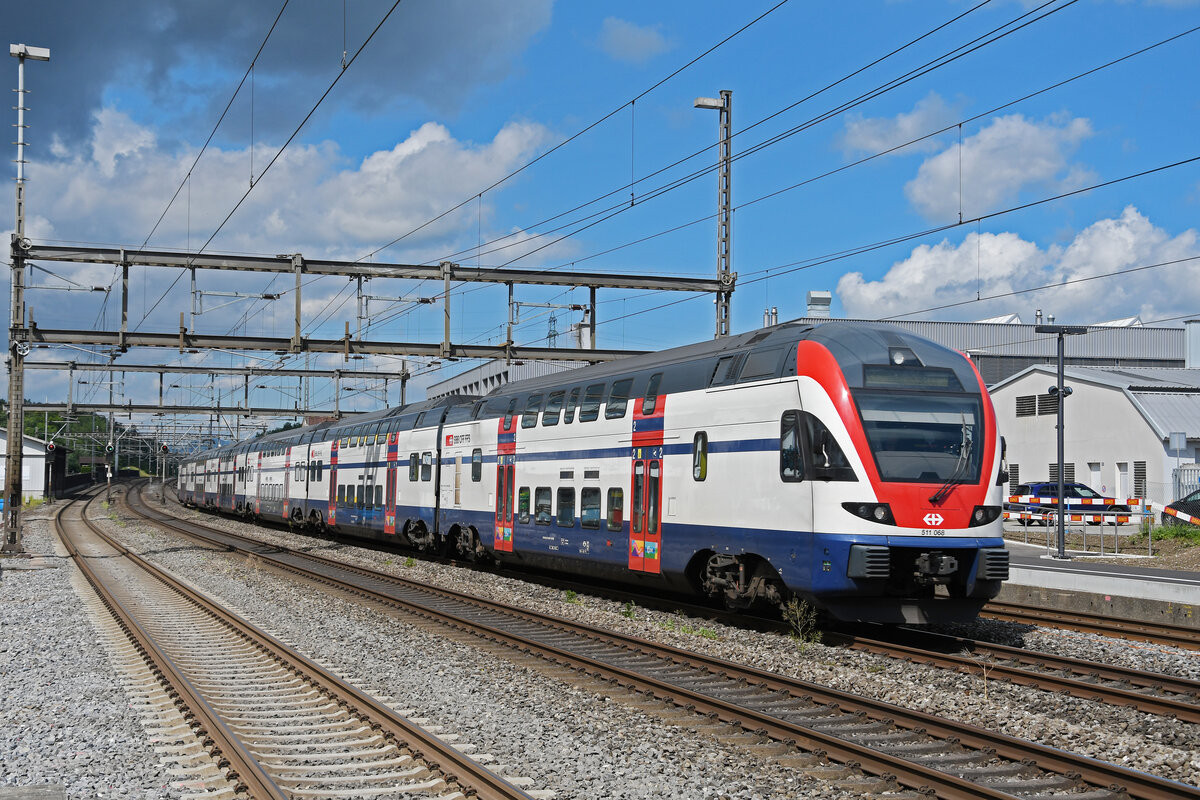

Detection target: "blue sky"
[5, 0, 1200, 424]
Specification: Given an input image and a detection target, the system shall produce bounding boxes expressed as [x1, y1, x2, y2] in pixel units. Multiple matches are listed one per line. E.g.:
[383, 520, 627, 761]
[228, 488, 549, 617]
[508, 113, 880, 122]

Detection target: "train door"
[283, 446, 292, 522]
[494, 412, 517, 552]
[254, 453, 263, 516]
[385, 432, 398, 534]
[628, 457, 662, 573]
[629, 389, 666, 574]
[328, 438, 340, 526]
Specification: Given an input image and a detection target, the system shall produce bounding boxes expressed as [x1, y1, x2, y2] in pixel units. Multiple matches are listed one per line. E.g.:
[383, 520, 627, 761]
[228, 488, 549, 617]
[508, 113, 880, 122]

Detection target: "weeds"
[654, 618, 719, 639]
[403, 556, 416, 568]
[620, 601, 636, 619]
[782, 596, 823, 646]
[564, 589, 582, 605]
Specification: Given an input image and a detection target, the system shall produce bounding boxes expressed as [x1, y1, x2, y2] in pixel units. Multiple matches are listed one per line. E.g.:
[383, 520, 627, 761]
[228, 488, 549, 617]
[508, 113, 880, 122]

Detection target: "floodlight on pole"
[694, 90, 734, 339]
[1035, 323, 1088, 559]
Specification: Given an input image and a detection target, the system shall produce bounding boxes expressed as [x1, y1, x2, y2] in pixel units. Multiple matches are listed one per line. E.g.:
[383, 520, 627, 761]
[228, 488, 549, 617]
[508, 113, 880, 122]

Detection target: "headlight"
[969, 505, 1002, 527]
[842, 502, 896, 526]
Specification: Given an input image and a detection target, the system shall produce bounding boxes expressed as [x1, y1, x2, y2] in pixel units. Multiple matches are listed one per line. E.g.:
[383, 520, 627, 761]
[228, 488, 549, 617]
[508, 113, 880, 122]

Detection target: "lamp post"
[694, 90, 734, 339]
[1035, 324, 1087, 559]
[3, 43, 50, 555]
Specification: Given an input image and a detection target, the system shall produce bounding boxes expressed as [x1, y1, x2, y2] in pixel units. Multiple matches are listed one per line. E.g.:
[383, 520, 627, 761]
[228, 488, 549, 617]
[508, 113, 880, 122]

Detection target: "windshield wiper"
[929, 415, 973, 505]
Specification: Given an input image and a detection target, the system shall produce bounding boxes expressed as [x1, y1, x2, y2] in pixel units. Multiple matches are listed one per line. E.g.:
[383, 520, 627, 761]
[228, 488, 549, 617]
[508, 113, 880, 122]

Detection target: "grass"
[654, 618, 720, 639]
[564, 589, 582, 605]
[403, 556, 416, 568]
[620, 601, 636, 619]
[782, 596, 823, 646]
[1153, 520, 1200, 545]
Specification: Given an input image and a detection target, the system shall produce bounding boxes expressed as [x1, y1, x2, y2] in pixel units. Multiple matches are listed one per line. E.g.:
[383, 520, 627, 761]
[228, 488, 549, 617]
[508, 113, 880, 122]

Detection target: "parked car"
[1009, 482, 1131, 525]
[1162, 488, 1200, 527]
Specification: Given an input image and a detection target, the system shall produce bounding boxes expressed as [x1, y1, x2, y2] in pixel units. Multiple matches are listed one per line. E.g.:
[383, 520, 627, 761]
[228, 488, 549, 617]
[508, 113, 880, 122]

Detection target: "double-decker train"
[177, 321, 1010, 624]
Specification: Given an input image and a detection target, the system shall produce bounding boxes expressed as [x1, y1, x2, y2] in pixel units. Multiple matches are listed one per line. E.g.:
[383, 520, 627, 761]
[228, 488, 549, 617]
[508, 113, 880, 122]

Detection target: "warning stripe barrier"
[1161, 506, 1200, 526]
[1002, 511, 1130, 524]
[1005, 495, 1143, 505]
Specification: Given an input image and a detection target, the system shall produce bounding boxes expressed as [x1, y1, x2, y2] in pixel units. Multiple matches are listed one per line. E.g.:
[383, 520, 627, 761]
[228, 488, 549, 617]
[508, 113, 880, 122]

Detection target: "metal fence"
[1172, 463, 1200, 502]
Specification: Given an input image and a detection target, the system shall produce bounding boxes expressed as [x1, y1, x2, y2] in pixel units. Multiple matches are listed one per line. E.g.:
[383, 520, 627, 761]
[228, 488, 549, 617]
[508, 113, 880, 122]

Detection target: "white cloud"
[598, 18, 671, 65]
[905, 113, 1093, 220]
[837, 207, 1200, 323]
[840, 93, 959, 156]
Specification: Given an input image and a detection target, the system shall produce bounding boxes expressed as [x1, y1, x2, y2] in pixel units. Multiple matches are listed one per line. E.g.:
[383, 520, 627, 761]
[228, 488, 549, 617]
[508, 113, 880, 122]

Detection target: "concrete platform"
[0, 788, 66, 800]
[1002, 540, 1200, 630]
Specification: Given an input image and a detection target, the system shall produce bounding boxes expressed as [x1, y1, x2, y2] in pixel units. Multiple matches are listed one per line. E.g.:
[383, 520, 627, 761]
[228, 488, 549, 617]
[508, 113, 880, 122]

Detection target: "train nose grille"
[847, 544, 890, 579]
[976, 547, 1010, 581]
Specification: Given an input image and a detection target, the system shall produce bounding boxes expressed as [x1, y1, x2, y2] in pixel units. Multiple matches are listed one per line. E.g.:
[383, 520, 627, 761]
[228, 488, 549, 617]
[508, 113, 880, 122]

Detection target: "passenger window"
[564, 387, 580, 423]
[337, 485, 345, 503]
[739, 348, 784, 382]
[375, 486, 383, 508]
[356, 485, 364, 508]
[607, 488, 624, 531]
[606, 379, 633, 419]
[581, 487, 601, 529]
[557, 487, 576, 527]
[518, 487, 531, 524]
[781, 411, 804, 482]
[522, 394, 543, 429]
[543, 391, 564, 426]
[693, 432, 708, 481]
[782, 343, 798, 377]
[503, 398, 518, 429]
[534, 487, 552, 525]
[421, 452, 433, 482]
[632, 463, 644, 533]
[710, 355, 742, 387]
[642, 373, 663, 415]
[579, 383, 605, 422]
[647, 462, 660, 534]
[471, 448, 482, 482]
[409, 453, 419, 482]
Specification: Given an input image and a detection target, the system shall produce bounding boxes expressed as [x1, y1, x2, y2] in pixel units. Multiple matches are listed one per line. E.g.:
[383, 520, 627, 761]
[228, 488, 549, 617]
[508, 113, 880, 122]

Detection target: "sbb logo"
[923, 513, 944, 527]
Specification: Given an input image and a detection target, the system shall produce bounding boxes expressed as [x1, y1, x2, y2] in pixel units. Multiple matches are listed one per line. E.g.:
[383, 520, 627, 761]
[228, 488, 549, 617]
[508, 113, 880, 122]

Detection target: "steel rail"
[824, 628, 1200, 723]
[55, 495, 288, 800]
[983, 601, 1200, 651]
[76, 490, 534, 800]
[126, 485, 1200, 800]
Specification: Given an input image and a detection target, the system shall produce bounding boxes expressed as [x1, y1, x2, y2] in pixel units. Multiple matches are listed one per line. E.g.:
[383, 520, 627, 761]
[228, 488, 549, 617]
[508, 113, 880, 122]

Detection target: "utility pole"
[694, 90, 734, 339]
[1035, 324, 1087, 559]
[4, 44, 50, 554]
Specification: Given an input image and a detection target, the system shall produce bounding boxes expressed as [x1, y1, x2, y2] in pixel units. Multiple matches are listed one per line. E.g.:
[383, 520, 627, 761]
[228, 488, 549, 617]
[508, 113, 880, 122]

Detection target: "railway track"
[123, 483, 1200, 800]
[59, 490, 536, 800]
[982, 600, 1200, 651]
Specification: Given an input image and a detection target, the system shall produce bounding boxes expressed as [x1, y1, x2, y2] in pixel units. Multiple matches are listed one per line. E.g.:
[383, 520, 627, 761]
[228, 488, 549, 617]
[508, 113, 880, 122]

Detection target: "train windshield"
[854, 391, 983, 483]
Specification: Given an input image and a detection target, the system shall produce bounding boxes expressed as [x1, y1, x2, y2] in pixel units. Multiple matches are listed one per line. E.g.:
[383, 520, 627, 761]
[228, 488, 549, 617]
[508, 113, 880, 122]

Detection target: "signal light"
[46, 441, 55, 452]
[160, 444, 169, 453]
[105, 442, 114, 453]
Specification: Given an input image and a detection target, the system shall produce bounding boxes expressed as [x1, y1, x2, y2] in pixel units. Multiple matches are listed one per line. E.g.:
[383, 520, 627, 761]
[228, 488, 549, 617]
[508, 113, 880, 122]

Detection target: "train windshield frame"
[852, 390, 984, 484]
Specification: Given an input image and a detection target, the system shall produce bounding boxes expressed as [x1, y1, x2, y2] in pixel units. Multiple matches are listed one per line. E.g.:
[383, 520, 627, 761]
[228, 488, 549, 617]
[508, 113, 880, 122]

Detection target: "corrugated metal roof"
[1063, 366, 1200, 390]
[1129, 392, 1200, 439]
[792, 316, 1183, 359]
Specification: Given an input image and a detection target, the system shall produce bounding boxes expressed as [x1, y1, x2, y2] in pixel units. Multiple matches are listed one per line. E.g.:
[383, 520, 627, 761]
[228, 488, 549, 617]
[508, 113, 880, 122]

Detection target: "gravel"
[4, 488, 1199, 798]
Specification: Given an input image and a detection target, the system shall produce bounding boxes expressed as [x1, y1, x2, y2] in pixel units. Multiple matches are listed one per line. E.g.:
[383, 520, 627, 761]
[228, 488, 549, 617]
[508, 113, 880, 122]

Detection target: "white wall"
[992, 371, 1168, 505]
[0, 434, 50, 500]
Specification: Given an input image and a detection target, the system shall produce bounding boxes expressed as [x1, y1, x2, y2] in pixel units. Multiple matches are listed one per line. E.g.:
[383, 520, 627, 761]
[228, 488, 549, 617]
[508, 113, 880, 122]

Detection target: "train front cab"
[792, 329, 1009, 624]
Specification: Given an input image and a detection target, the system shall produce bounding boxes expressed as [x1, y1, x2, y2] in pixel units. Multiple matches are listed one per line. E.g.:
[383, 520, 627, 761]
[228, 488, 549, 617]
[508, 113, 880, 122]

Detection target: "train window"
[607, 488, 624, 531]
[802, 412, 856, 481]
[564, 387, 580, 423]
[579, 383, 605, 422]
[542, 391, 564, 426]
[356, 485, 365, 508]
[374, 485, 383, 508]
[556, 487, 576, 527]
[375, 433, 385, 444]
[416, 412, 429, 429]
[471, 448, 482, 482]
[503, 398, 518, 429]
[409, 453, 419, 482]
[337, 485, 346, 503]
[780, 411, 805, 482]
[317, 460, 324, 481]
[341, 436, 350, 448]
[782, 343, 798, 377]
[642, 373, 663, 415]
[522, 394, 543, 429]
[517, 487, 530, 524]
[534, 487, 552, 525]
[710, 355, 742, 387]
[739, 348, 784, 382]
[647, 462, 660, 534]
[581, 487, 601, 529]
[693, 432, 708, 481]
[421, 452, 433, 482]
[606, 379, 633, 419]
[471, 401, 485, 420]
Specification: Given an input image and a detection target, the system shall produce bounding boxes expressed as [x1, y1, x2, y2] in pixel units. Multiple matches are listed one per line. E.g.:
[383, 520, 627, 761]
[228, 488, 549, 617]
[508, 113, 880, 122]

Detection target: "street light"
[694, 90, 734, 339]
[1035, 323, 1088, 559]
